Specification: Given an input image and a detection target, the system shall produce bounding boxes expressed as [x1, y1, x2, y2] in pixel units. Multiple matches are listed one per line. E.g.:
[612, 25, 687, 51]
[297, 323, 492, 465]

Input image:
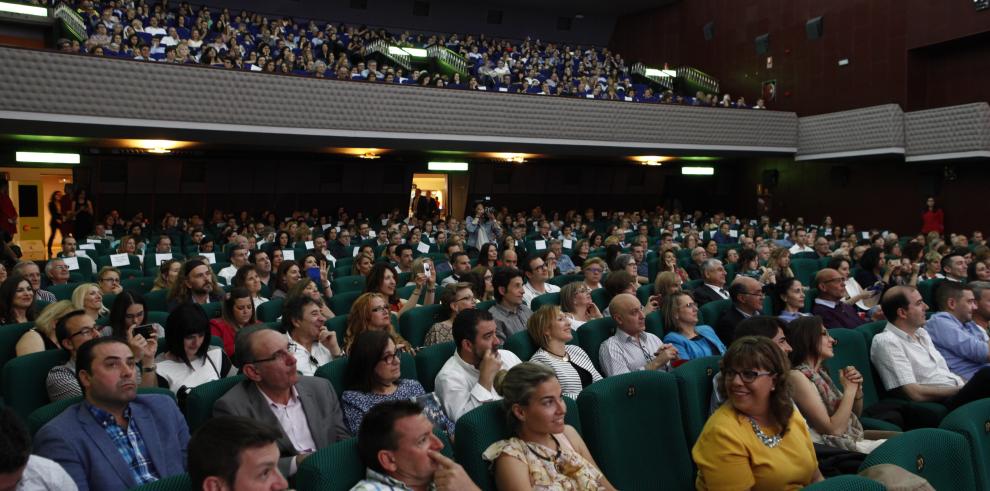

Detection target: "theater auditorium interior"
[0, 0, 989, 490]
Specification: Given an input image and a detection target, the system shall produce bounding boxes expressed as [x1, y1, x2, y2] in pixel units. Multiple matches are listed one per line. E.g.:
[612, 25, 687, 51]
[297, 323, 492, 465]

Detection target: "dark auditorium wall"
[206, 0, 616, 46]
[610, 0, 990, 116]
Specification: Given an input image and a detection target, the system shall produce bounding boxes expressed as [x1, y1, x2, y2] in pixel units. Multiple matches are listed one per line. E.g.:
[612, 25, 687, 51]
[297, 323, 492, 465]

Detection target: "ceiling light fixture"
[0, 2, 47, 17]
[146, 147, 171, 154]
[428, 161, 469, 171]
[15, 152, 80, 164]
[682, 166, 715, 176]
[359, 152, 380, 159]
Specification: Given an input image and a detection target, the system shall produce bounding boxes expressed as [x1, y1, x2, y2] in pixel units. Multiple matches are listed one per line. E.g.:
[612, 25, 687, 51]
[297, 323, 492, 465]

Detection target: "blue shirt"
[663, 325, 726, 360]
[557, 254, 578, 274]
[85, 403, 159, 486]
[925, 311, 990, 381]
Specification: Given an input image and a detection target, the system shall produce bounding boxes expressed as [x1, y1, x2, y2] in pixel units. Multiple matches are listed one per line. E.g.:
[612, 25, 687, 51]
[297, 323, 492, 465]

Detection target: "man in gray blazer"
[213, 325, 349, 478]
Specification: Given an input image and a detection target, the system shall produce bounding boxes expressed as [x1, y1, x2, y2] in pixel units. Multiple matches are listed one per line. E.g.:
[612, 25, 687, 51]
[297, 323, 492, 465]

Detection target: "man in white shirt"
[599, 294, 678, 377]
[435, 309, 521, 422]
[521, 254, 560, 307]
[440, 251, 471, 287]
[0, 406, 77, 491]
[788, 228, 814, 254]
[871, 286, 990, 410]
[941, 253, 968, 282]
[218, 244, 249, 284]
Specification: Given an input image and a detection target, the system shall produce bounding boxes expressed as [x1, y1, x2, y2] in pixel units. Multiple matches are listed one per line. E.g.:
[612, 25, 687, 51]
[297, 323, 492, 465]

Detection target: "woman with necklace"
[526, 306, 601, 399]
[484, 362, 616, 490]
[693, 336, 822, 490]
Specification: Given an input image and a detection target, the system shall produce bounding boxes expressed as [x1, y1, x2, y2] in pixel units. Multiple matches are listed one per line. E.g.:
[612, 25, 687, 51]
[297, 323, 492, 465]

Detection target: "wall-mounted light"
[0, 1, 47, 17]
[15, 152, 80, 164]
[359, 152, 380, 159]
[682, 166, 715, 176]
[428, 162, 469, 171]
[631, 155, 674, 166]
[146, 147, 171, 154]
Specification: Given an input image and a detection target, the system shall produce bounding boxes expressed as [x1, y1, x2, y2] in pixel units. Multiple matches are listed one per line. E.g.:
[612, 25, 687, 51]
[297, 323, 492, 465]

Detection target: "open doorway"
[410, 173, 448, 219]
[0, 167, 73, 260]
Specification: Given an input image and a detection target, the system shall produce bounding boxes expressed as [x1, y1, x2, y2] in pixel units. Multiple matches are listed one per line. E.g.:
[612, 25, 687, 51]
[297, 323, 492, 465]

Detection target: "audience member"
[425, 282, 476, 346]
[580, 257, 605, 290]
[344, 292, 410, 353]
[71, 282, 107, 321]
[521, 254, 560, 306]
[714, 276, 765, 344]
[0, 274, 35, 324]
[218, 244, 249, 284]
[365, 262, 433, 317]
[559, 282, 603, 330]
[489, 267, 533, 341]
[167, 259, 222, 310]
[662, 291, 725, 360]
[12, 261, 56, 303]
[441, 251, 472, 287]
[151, 258, 181, 292]
[232, 264, 269, 308]
[282, 294, 341, 376]
[526, 305, 602, 398]
[599, 293, 677, 376]
[925, 281, 990, 381]
[692, 259, 729, 307]
[210, 286, 257, 357]
[96, 266, 123, 295]
[156, 302, 234, 395]
[942, 253, 968, 282]
[15, 299, 73, 356]
[773, 277, 809, 323]
[0, 406, 77, 490]
[44, 258, 71, 289]
[811, 269, 869, 329]
[188, 416, 288, 491]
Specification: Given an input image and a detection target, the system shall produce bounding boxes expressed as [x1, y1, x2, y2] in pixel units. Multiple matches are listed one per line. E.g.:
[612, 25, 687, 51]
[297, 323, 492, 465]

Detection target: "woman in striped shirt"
[526, 305, 602, 399]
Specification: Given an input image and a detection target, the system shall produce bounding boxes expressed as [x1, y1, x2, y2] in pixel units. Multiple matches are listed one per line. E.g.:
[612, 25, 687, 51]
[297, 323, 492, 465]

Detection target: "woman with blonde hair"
[652, 271, 683, 305]
[151, 258, 181, 292]
[344, 292, 410, 353]
[768, 247, 793, 281]
[526, 306, 602, 399]
[350, 252, 375, 277]
[581, 257, 606, 290]
[14, 300, 75, 356]
[72, 283, 108, 321]
[559, 282, 602, 330]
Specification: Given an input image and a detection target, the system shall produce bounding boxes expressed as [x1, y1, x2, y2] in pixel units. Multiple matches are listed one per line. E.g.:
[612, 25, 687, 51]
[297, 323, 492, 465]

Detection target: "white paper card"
[109, 253, 130, 267]
[305, 241, 314, 249]
[335, 226, 341, 232]
[87, 239, 102, 244]
[563, 239, 573, 249]
[352, 246, 360, 257]
[729, 230, 738, 238]
[824, 229, 832, 236]
[201, 253, 217, 264]
[499, 87, 508, 92]
[63, 256, 80, 270]
[282, 249, 295, 261]
[429, 237, 436, 243]
[322, 224, 333, 231]
[535, 240, 547, 250]
[673, 224, 681, 229]
[75, 250, 88, 258]
[417, 242, 431, 254]
[80, 243, 96, 250]
[861, 232, 869, 239]
[381, 219, 389, 226]
[155, 253, 173, 264]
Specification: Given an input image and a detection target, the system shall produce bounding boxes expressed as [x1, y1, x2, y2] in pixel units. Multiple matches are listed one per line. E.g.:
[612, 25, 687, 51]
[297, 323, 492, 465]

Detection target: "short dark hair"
[771, 277, 801, 315]
[935, 281, 970, 312]
[881, 286, 916, 321]
[941, 253, 964, 272]
[859, 247, 883, 272]
[521, 254, 542, 274]
[452, 308, 494, 351]
[357, 400, 424, 473]
[164, 303, 211, 367]
[76, 336, 129, 378]
[0, 407, 31, 473]
[395, 244, 413, 258]
[280, 294, 321, 333]
[232, 324, 271, 368]
[249, 249, 268, 264]
[492, 267, 523, 302]
[188, 416, 283, 489]
[343, 330, 393, 393]
[733, 315, 786, 342]
[55, 309, 91, 347]
[786, 316, 826, 366]
[449, 251, 469, 266]
[727, 280, 749, 305]
[826, 256, 849, 271]
[603, 270, 635, 298]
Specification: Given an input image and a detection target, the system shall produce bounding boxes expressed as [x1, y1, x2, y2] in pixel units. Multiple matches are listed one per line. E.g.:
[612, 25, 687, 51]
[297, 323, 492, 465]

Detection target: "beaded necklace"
[748, 417, 782, 448]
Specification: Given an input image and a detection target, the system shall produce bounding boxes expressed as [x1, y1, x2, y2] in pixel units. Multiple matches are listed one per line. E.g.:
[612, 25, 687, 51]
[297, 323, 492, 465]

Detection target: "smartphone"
[422, 261, 431, 276]
[133, 324, 155, 339]
[306, 267, 321, 283]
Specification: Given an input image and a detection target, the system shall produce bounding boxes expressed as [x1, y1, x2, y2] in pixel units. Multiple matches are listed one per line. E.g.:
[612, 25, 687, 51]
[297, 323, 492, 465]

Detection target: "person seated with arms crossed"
[435, 309, 522, 422]
[342, 329, 455, 437]
[352, 400, 479, 491]
[483, 363, 617, 491]
[870, 285, 990, 410]
[662, 291, 726, 360]
[213, 325, 349, 478]
[693, 336, 822, 490]
[786, 316, 891, 455]
[0, 407, 76, 491]
[35, 337, 190, 491]
[599, 293, 678, 377]
[526, 305, 602, 399]
[925, 281, 990, 381]
[188, 416, 288, 491]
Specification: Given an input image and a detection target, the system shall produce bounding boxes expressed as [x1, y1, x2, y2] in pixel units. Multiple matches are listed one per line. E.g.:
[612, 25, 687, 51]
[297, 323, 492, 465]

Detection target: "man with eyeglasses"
[811, 268, 869, 329]
[47, 310, 159, 401]
[714, 277, 766, 345]
[213, 325, 348, 478]
[521, 255, 560, 308]
[12, 260, 56, 303]
[600, 293, 678, 377]
[44, 258, 71, 289]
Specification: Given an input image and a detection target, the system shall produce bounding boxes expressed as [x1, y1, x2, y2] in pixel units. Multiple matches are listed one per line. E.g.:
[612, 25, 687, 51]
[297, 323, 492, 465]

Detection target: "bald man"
[599, 293, 678, 377]
[811, 268, 868, 329]
[714, 276, 765, 344]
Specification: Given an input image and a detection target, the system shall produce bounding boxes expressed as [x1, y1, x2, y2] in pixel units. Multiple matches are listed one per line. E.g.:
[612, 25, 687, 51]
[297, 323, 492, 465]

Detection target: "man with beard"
[166, 259, 222, 311]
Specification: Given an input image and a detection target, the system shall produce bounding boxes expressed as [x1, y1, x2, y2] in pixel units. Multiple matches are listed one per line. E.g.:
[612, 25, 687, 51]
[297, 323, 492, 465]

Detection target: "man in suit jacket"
[34, 337, 189, 491]
[691, 258, 730, 307]
[713, 277, 765, 345]
[213, 325, 349, 478]
[685, 247, 708, 281]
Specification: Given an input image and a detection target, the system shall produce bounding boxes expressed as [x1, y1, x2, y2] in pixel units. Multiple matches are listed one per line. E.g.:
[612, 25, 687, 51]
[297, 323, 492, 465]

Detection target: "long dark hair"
[786, 316, 827, 368]
[221, 286, 255, 328]
[364, 262, 399, 305]
[771, 277, 801, 315]
[343, 329, 394, 392]
[109, 291, 146, 338]
[0, 274, 35, 323]
[274, 260, 299, 293]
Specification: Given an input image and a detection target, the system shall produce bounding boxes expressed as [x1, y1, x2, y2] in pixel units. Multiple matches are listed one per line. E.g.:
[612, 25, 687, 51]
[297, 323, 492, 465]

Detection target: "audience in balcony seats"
[787, 316, 891, 455]
[871, 286, 990, 410]
[692, 259, 730, 308]
[941, 252, 968, 282]
[435, 309, 521, 422]
[342, 330, 454, 437]
[352, 401, 479, 491]
[693, 336, 823, 490]
[599, 293, 677, 377]
[155, 302, 234, 395]
[0, 274, 36, 324]
[489, 267, 532, 341]
[72, 282, 107, 322]
[282, 294, 341, 376]
[811, 269, 870, 329]
[15, 300, 73, 357]
[213, 325, 349, 478]
[663, 291, 725, 360]
[483, 363, 616, 491]
[35, 336, 191, 491]
[925, 282, 990, 381]
[521, 254, 560, 307]
[166, 259, 222, 310]
[425, 282, 476, 347]
[217, 244, 248, 284]
[188, 416, 289, 491]
[714, 276, 766, 344]
[773, 277, 809, 323]
[526, 306, 602, 399]
[210, 287, 256, 357]
[12, 261, 56, 304]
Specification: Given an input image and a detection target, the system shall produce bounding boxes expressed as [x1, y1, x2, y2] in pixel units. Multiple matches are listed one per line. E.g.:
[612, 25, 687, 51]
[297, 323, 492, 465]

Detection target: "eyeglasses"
[100, 277, 120, 284]
[251, 343, 297, 365]
[379, 351, 401, 364]
[724, 369, 773, 383]
[740, 291, 765, 297]
[68, 326, 99, 339]
[586, 268, 603, 273]
[533, 263, 547, 270]
[370, 305, 389, 314]
[577, 286, 592, 294]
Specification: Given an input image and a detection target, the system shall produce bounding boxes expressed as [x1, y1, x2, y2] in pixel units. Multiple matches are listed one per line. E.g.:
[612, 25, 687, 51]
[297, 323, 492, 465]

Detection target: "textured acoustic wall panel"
[905, 103, 990, 161]
[797, 104, 905, 160]
[0, 47, 798, 153]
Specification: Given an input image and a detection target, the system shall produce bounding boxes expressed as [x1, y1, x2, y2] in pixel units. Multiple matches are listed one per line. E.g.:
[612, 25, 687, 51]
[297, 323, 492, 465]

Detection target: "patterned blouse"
[341, 379, 456, 437]
[483, 436, 606, 490]
[793, 362, 867, 452]
[424, 320, 453, 346]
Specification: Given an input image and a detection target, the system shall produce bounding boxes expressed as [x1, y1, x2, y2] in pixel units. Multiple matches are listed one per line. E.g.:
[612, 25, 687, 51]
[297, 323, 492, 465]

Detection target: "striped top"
[530, 345, 603, 399]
